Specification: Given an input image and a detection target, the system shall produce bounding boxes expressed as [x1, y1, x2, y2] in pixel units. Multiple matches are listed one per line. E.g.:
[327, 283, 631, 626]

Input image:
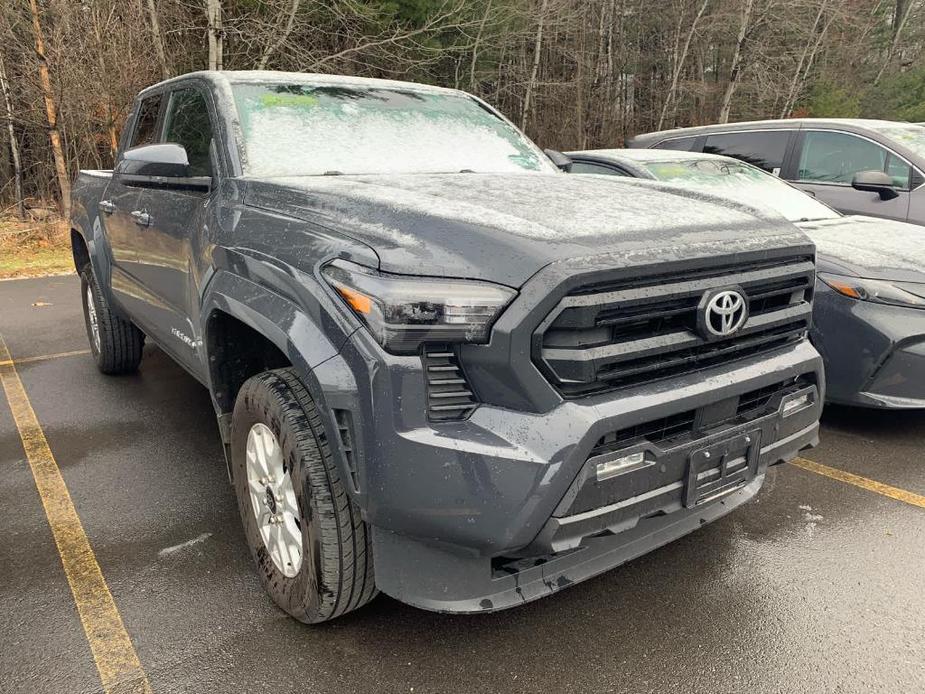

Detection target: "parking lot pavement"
[1, 275, 923, 694]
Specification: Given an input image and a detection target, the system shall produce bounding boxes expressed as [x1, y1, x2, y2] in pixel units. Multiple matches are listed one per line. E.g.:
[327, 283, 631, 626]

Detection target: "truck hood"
[243, 172, 809, 286]
[797, 215, 925, 283]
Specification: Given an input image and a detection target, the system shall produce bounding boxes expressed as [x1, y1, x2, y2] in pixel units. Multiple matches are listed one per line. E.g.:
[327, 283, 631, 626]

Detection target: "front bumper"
[312, 333, 822, 612]
[813, 282, 925, 408]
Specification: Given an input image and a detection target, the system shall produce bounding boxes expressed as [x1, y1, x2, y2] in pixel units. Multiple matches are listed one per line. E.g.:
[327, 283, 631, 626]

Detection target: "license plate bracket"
[684, 430, 761, 507]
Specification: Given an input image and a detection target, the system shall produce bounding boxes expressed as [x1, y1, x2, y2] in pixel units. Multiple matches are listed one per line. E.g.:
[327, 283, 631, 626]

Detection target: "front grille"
[536, 256, 814, 397]
[422, 344, 478, 421]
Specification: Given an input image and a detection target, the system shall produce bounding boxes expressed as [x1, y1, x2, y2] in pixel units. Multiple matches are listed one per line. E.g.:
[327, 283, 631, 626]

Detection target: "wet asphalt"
[0, 274, 923, 694]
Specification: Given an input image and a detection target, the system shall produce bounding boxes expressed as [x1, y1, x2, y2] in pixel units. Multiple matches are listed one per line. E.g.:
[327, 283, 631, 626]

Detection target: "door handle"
[130, 210, 153, 227]
[99, 200, 116, 214]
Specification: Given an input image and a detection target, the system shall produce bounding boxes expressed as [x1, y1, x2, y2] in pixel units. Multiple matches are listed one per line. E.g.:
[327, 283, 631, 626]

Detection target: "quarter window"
[798, 131, 910, 190]
[129, 95, 162, 149]
[163, 88, 214, 177]
[653, 135, 699, 152]
[703, 131, 791, 174]
[570, 161, 628, 176]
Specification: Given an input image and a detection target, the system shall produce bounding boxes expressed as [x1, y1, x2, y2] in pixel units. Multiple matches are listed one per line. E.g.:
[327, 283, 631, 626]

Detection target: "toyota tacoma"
[70, 71, 824, 622]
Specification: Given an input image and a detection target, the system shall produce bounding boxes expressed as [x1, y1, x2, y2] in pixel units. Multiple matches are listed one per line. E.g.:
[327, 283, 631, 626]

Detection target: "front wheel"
[80, 266, 144, 374]
[230, 368, 377, 623]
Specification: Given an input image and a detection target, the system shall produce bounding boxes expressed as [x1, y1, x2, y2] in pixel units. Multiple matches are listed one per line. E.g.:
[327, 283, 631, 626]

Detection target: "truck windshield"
[642, 158, 840, 222]
[232, 83, 552, 177]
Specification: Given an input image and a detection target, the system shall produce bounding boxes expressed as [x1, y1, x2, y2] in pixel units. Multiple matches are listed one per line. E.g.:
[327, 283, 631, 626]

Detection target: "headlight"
[322, 259, 516, 354]
[819, 273, 925, 309]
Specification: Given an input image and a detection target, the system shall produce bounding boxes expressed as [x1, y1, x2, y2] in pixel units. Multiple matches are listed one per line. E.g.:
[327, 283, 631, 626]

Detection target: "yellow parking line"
[791, 457, 925, 509]
[0, 348, 91, 367]
[0, 334, 152, 694]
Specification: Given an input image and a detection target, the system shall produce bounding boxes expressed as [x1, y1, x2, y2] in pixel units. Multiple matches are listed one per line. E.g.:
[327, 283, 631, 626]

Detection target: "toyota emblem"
[699, 288, 748, 339]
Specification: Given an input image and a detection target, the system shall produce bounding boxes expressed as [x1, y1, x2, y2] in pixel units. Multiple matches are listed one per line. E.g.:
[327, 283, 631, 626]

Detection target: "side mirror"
[851, 170, 899, 200]
[544, 148, 573, 173]
[116, 143, 211, 192]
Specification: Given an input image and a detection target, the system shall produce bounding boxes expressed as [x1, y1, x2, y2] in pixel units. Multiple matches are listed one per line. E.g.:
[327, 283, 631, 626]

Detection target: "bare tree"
[28, 0, 70, 218]
[718, 0, 755, 123]
[146, 0, 171, 79]
[207, 0, 224, 70]
[657, 0, 710, 130]
[0, 51, 23, 218]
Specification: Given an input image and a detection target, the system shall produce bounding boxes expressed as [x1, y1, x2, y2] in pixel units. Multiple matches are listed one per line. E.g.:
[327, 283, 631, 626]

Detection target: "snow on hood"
[244, 172, 809, 285]
[797, 215, 925, 282]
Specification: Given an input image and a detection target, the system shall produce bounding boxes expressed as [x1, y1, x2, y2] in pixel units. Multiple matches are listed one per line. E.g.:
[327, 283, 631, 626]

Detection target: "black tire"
[80, 265, 144, 375]
[231, 368, 377, 623]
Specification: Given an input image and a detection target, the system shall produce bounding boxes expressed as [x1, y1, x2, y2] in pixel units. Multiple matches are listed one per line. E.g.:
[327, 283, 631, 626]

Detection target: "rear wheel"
[231, 368, 377, 623]
[80, 265, 144, 374]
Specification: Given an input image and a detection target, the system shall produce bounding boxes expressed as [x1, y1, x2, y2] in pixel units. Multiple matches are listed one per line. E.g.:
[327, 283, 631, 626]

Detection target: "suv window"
[653, 135, 698, 152]
[703, 131, 791, 174]
[798, 130, 911, 190]
[129, 95, 162, 149]
[571, 161, 628, 176]
[163, 88, 214, 177]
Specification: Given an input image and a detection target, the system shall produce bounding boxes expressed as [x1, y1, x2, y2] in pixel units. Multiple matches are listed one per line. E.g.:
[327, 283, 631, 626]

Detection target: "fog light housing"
[596, 451, 648, 481]
[782, 392, 811, 417]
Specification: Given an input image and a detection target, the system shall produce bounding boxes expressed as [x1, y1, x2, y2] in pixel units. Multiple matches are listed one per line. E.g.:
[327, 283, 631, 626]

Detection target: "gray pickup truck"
[70, 70, 824, 623]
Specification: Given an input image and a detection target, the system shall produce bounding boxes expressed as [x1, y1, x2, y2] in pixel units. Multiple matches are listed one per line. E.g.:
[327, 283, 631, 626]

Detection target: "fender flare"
[200, 270, 363, 503]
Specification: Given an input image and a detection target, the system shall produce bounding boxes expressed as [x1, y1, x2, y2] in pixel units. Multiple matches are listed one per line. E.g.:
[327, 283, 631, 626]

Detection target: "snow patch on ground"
[158, 532, 212, 557]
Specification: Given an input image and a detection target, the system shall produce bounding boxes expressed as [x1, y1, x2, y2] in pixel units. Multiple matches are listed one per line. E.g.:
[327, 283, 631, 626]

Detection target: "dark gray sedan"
[567, 148, 925, 408]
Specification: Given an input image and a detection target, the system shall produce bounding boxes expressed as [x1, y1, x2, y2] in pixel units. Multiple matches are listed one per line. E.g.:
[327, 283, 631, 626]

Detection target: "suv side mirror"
[544, 149, 573, 173]
[116, 143, 211, 192]
[851, 170, 899, 200]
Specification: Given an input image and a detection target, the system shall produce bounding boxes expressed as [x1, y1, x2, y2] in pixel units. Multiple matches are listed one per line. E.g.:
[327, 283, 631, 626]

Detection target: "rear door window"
[797, 130, 904, 187]
[129, 95, 163, 149]
[703, 131, 791, 174]
[653, 135, 699, 152]
[163, 88, 214, 177]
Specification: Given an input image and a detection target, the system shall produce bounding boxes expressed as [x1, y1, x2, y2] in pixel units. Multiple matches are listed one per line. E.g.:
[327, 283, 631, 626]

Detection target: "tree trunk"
[875, 0, 914, 84]
[28, 0, 70, 219]
[259, 0, 300, 69]
[657, 0, 710, 131]
[0, 53, 24, 219]
[521, 0, 549, 132]
[146, 0, 170, 79]
[469, 0, 493, 90]
[779, 0, 831, 118]
[718, 0, 754, 123]
[207, 0, 224, 71]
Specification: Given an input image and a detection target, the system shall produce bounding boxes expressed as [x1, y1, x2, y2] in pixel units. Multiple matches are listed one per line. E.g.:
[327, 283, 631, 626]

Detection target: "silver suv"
[629, 118, 925, 226]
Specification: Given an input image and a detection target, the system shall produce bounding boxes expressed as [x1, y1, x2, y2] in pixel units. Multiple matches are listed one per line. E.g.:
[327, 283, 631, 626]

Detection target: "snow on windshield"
[232, 84, 552, 176]
[867, 123, 925, 159]
[642, 159, 839, 222]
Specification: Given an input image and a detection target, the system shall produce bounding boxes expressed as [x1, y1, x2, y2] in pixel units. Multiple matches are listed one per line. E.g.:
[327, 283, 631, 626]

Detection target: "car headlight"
[322, 259, 516, 354]
[819, 273, 925, 309]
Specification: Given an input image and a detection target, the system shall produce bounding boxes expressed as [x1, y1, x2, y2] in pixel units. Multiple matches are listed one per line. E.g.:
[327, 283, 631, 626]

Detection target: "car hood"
[243, 172, 809, 286]
[796, 215, 925, 283]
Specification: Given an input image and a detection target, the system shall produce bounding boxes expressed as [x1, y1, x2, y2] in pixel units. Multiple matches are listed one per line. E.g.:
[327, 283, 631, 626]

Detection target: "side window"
[570, 161, 629, 176]
[703, 131, 790, 174]
[653, 135, 699, 152]
[798, 131, 898, 187]
[163, 88, 214, 177]
[129, 95, 162, 149]
[886, 153, 912, 190]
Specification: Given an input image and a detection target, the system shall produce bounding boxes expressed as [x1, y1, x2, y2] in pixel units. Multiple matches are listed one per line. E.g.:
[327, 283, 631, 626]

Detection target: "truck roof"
[139, 70, 460, 98]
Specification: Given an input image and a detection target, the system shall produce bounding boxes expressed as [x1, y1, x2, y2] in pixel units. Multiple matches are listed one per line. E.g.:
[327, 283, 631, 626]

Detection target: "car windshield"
[641, 158, 840, 222]
[232, 83, 553, 177]
[865, 123, 925, 159]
